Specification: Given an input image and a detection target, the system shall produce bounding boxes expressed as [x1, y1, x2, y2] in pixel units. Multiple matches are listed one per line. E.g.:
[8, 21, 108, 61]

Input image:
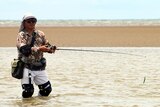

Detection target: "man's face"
[24, 18, 37, 30]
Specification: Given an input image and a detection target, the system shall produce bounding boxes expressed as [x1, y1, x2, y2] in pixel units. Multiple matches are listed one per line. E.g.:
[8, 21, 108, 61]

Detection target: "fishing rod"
[56, 48, 145, 57]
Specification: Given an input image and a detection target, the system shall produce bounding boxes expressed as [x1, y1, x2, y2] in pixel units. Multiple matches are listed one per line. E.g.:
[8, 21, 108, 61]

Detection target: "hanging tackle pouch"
[11, 59, 25, 79]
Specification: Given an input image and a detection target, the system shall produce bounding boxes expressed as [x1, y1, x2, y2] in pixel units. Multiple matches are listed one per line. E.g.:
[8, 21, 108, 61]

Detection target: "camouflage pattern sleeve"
[16, 32, 27, 49]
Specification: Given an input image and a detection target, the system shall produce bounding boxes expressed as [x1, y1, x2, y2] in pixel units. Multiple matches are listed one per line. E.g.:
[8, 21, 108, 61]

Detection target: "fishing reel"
[46, 43, 57, 51]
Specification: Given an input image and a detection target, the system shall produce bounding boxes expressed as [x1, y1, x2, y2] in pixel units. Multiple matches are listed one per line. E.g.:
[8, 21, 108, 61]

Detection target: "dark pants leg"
[22, 84, 34, 98]
[38, 81, 52, 96]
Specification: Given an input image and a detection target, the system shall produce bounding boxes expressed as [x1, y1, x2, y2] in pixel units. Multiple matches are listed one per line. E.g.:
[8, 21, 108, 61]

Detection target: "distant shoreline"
[1, 26, 160, 47]
[1, 19, 160, 27]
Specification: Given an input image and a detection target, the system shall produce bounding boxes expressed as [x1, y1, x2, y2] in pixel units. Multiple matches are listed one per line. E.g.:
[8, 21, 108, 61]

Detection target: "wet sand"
[0, 26, 160, 47]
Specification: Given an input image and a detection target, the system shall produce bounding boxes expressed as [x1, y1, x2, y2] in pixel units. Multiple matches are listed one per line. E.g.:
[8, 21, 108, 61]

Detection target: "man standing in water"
[16, 13, 56, 98]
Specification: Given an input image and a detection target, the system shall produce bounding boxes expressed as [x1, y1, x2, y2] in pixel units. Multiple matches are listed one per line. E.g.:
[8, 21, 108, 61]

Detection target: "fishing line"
[57, 48, 147, 83]
[143, 77, 146, 84]
[57, 48, 146, 57]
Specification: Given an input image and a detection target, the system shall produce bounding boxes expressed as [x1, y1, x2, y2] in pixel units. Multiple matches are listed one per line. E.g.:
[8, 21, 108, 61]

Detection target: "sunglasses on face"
[25, 19, 37, 24]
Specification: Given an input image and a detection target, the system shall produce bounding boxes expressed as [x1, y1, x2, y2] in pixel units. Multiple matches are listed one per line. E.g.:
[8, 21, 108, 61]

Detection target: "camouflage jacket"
[16, 30, 49, 64]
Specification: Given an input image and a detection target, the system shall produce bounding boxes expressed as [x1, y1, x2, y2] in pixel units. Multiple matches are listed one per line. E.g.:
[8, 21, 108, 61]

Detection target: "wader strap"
[28, 32, 36, 84]
[30, 32, 36, 47]
[29, 73, 31, 84]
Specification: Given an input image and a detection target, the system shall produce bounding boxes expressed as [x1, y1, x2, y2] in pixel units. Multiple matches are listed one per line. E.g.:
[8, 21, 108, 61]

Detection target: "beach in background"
[0, 20, 160, 47]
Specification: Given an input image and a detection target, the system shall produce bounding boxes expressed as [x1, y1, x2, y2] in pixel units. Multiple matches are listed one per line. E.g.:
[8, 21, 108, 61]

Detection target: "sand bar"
[0, 26, 160, 47]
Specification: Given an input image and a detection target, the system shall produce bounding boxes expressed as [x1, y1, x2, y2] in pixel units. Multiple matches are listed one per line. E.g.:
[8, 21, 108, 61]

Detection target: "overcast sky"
[1, 0, 160, 20]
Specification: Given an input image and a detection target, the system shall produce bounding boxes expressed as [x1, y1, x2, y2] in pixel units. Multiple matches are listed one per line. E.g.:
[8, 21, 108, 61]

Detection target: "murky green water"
[1, 47, 160, 107]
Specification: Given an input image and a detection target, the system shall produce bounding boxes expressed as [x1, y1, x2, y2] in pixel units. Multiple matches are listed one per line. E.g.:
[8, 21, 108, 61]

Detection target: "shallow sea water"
[0, 47, 160, 107]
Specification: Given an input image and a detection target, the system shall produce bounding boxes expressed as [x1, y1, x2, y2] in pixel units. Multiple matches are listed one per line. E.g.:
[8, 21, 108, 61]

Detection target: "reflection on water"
[1, 47, 160, 107]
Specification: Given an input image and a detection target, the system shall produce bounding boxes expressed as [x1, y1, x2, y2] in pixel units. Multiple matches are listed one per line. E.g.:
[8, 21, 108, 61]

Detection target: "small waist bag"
[11, 59, 25, 79]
